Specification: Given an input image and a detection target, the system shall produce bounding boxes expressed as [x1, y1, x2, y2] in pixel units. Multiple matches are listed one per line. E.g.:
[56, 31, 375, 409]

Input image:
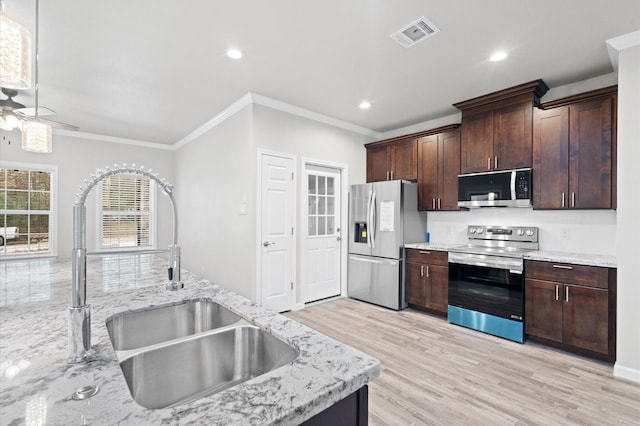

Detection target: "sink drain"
[72, 385, 100, 400]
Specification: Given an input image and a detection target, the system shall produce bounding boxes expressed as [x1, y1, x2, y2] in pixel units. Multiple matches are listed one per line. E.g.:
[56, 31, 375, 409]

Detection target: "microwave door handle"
[510, 171, 516, 200]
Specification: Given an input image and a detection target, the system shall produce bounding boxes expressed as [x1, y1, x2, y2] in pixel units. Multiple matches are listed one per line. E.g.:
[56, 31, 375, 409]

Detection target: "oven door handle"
[448, 253, 523, 274]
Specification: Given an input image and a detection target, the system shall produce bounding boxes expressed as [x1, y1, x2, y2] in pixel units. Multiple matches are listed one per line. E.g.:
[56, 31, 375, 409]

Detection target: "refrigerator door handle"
[370, 190, 377, 248]
[366, 189, 373, 249]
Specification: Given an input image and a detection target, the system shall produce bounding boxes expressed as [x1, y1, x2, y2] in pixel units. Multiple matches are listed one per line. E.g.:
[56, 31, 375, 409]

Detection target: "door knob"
[263, 241, 274, 247]
[336, 236, 342, 241]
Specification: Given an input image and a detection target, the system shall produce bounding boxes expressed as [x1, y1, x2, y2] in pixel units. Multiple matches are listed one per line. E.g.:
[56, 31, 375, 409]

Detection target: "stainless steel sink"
[105, 299, 299, 409]
[106, 299, 243, 352]
[118, 325, 299, 409]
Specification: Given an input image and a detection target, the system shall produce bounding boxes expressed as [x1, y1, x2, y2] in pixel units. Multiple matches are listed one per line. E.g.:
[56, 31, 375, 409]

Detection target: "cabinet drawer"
[406, 249, 448, 266]
[524, 260, 609, 289]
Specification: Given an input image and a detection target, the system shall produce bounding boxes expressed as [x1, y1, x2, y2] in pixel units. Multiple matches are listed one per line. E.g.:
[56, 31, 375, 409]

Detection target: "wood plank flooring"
[285, 298, 640, 426]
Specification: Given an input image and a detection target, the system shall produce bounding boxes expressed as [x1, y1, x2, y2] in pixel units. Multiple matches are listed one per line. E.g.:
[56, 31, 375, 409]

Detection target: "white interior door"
[303, 165, 342, 303]
[260, 153, 295, 312]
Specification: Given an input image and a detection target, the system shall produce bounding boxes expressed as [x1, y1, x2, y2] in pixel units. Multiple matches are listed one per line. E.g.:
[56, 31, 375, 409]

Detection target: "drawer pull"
[552, 265, 573, 270]
[419, 251, 431, 255]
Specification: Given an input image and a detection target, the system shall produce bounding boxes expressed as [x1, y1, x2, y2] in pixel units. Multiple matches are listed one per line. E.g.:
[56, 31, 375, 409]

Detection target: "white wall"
[426, 209, 617, 255]
[614, 42, 640, 383]
[0, 131, 175, 258]
[174, 106, 256, 300]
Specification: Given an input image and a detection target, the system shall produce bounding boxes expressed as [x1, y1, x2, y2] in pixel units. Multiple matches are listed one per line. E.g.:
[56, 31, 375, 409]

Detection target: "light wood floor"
[285, 298, 640, 426]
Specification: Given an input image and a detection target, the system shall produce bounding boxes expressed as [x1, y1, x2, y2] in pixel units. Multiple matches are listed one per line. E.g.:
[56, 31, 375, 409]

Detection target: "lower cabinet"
[301, 386, 368, 426]
[405, 249, 448, 315]
[524, 260, 616, 361]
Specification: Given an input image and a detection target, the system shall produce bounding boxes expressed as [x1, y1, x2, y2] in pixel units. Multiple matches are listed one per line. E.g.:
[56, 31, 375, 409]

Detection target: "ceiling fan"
[0, 86, 79, 131]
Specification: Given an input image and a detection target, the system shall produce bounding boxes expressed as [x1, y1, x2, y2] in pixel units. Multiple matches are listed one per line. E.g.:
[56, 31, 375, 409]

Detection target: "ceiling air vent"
[390, 17, 440, 48]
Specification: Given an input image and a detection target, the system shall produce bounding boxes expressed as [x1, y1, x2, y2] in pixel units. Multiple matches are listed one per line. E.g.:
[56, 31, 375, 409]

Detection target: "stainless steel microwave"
[458, 168, 532, 208]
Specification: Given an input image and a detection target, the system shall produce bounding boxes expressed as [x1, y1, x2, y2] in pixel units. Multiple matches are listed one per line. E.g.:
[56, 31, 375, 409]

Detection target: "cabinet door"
[533, 106, 570, 209]
[391, 139, 417, 181]
[460, 111, 493, 174]
[426, 264, 448, 313]
[563, 285, 609, 354]
[493, 102, 533, 170]
[366, 145, 390, 182]
[524, 279, 563, 342]
[417, 135, 439, 211]
[438, 130, 461, 210]
[569, 97, 613, 209]
[405, 262, 426, 307]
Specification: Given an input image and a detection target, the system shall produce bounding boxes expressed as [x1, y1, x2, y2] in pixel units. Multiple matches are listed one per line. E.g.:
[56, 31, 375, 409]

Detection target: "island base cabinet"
[302, 386, 369, 426]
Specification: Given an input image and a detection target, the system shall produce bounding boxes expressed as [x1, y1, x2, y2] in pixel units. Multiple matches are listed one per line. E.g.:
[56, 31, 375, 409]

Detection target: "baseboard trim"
[614, 363, 640, 384]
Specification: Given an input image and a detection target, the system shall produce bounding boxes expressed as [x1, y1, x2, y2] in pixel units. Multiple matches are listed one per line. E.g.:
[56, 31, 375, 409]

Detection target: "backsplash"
[426, 209, 616, 255]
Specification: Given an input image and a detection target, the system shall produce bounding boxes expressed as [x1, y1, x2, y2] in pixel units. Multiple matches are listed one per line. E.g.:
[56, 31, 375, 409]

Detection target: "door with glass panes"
[303, 166, 341, 303]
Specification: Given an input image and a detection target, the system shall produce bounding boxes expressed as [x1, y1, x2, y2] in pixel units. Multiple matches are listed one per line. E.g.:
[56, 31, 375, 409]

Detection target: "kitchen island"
[0, 255, 379, 425]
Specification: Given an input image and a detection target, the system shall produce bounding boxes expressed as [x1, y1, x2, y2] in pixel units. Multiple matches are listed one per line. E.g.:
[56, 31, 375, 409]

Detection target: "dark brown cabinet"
[454, 80, 549, 174]
[417, 126, 460, 211]
[366, 138, 417, 182]
[525, 260, 616, 361]
[533, 86, 617, 210]
[405, 249, 448, 315]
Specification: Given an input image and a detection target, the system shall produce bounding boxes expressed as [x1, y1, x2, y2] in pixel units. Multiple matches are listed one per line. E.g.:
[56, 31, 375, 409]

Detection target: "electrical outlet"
[561, 228, 571, 241]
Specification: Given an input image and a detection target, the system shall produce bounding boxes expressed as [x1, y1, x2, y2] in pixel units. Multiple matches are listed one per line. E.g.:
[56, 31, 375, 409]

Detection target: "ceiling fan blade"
[14, 106, 56, 117]
[38, 117, 80, 131]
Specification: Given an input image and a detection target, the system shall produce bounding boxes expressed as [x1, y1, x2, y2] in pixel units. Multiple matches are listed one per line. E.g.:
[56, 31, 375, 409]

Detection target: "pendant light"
[21, 0, 52, 153]
[0, 2, 32, 90]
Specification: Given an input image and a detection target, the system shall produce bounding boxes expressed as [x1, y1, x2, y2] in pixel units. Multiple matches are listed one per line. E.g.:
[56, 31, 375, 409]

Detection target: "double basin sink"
[105, 299, 299, 409]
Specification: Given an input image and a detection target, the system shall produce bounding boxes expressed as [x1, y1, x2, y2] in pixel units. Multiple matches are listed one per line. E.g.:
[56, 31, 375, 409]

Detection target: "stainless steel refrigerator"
[348, 180, 426, 310]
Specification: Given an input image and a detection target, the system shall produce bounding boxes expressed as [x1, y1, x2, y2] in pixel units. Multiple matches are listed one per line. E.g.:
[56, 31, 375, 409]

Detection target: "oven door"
[448, 255, 524, 321]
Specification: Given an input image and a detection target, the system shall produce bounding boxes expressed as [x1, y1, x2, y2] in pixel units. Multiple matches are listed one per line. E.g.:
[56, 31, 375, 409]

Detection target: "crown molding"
[607, 30, 640, 71]
[55, 92, 380, 150]
[53, 129, 174, 150]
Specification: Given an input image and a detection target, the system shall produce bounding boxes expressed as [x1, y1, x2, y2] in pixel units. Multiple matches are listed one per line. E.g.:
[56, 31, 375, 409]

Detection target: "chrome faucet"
[69, 164, 182, 362]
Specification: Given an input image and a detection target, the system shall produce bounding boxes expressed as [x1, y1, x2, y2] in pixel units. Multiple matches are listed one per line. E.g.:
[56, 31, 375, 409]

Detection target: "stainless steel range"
[447, 225, 539, 343]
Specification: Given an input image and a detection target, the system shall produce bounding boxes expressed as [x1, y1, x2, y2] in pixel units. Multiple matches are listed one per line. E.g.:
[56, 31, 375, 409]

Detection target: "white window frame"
[96, 173, 157, 252]
[0, 161, 58, 259]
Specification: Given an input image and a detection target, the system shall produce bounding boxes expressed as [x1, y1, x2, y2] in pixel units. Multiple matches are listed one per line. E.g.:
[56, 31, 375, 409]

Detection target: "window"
[98, 175, 156, 250]
[0, 163, 56, 258]
[307, 174, 336, 236]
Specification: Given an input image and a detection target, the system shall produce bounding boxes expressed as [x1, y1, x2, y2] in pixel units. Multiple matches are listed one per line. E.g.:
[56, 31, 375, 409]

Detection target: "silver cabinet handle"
[552, 264, 573, 270]
[432, 198, 436, 210]
[494, 156, 498, 170]
[263, 241, 274, 247]
[562, 193, 565, 208]
[419, 251, 431, 255]
[487, 157, 491, 170]
[390, 170, 393, 180]
[555, 284, 559, 301]
[386, 171, 390, 180]
[426, 265, 430, 278]
[571, 192, 576, 208]
[438, 198, 441, 210]
[420, 265, 424, 277]
[565, 286, 569, 302]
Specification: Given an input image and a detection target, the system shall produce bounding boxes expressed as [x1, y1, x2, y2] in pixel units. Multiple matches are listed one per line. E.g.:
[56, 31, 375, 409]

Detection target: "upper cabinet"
[366, 137, 417, 182]
[454, 80, 549, 174]
[417, 125, 460, 211]
[532, 86, 617, 210]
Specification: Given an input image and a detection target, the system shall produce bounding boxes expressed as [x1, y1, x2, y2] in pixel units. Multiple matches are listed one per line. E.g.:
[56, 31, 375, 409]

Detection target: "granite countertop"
[404, 243, 616, 268]
[0, 255, 380, 425]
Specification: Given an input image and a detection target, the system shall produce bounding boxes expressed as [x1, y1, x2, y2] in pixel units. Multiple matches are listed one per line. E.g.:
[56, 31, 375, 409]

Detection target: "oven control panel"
[467, 225, 538, 243]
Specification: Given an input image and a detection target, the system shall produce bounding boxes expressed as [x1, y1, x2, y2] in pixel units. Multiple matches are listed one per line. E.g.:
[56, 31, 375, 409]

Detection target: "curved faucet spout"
[69, 164, 181, 363]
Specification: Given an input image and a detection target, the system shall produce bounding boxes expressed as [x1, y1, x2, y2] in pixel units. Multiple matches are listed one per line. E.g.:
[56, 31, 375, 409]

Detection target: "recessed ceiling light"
[489, 51, 508, 62]
[359, 100, 371, 109]
[226, 49, 243, 59]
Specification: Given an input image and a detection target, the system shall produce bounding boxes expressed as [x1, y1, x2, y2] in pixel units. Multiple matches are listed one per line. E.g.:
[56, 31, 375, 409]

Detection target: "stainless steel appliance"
[448, 225, 539, 342]
[348, 180, 425, 310]
[458, 168, 532, 208]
